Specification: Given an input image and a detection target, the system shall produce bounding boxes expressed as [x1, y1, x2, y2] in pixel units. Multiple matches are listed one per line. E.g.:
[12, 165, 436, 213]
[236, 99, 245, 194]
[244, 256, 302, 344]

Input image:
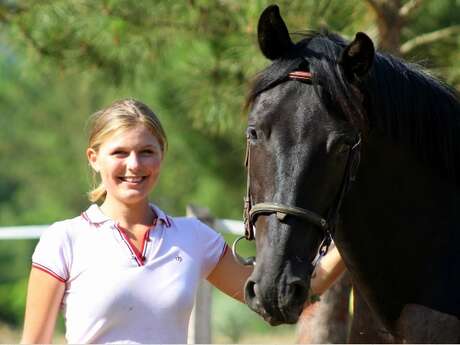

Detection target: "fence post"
[186, 204, 214, 344]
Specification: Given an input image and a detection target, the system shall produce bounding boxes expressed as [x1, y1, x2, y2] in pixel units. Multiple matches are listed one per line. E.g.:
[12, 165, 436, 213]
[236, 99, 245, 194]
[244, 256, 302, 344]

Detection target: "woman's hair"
[87, 99, 167, 203]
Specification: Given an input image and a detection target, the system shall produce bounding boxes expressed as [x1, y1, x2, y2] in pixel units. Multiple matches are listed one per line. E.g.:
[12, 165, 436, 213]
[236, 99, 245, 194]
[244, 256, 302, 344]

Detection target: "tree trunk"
[365, 0, 404, 55]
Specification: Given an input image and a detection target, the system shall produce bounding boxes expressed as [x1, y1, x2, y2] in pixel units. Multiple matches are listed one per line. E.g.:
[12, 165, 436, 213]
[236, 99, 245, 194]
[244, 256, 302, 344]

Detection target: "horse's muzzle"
[244, 276, 308, 325]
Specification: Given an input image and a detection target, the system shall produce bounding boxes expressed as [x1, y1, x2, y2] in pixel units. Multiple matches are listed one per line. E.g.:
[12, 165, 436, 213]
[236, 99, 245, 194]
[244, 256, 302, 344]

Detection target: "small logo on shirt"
[175, 255, 183, 263]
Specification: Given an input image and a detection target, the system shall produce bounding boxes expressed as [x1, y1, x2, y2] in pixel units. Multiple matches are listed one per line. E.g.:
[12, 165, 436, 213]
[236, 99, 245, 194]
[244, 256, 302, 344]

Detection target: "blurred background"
[0, 0, 459, 343]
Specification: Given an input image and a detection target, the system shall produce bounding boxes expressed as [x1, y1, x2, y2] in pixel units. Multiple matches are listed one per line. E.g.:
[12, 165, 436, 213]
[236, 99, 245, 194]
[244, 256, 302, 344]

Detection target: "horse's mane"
[247, 31, 460, 182]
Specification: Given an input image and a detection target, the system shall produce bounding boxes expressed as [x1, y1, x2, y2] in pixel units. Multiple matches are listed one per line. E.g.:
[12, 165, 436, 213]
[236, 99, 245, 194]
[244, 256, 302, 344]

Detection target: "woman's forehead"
[102, 125, 161, 148]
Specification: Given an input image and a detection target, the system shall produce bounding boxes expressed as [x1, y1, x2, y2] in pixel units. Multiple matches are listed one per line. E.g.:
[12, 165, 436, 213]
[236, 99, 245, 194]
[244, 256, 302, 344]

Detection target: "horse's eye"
[336, 143, 350, 155]
[246, 127, 258, 140]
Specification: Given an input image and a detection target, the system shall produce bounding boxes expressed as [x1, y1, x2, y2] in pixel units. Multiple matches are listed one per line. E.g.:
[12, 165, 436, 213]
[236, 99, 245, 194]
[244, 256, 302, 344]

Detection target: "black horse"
[239, 4, 460, 342]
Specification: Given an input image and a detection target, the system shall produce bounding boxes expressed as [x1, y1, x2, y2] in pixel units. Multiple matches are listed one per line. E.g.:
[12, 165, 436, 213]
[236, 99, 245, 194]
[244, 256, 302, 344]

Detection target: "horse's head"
[242, 5, 375, 325]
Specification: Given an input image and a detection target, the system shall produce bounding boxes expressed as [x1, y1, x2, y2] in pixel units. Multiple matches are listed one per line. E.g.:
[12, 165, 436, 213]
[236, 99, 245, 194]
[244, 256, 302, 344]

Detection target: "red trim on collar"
[141, 228, 151, 257]
[81, 212, 89, 223]
[81, 204, 171, 229]
[116, 224, 144, 266]
[80, 211, 104, 228]
[115, 219, 156, 266]
[150, 208, 171, 228]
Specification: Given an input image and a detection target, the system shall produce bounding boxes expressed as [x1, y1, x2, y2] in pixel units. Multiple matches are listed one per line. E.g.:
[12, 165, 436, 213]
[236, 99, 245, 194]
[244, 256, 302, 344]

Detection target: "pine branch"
[17, 22, 61, 58]
[399, 0, 423, 20]
[401, 25, 460, 54]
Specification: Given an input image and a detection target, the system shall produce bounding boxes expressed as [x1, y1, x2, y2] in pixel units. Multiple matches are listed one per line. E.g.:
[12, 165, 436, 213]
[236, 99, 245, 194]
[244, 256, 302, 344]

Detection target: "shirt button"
[142, 256, 146, 261]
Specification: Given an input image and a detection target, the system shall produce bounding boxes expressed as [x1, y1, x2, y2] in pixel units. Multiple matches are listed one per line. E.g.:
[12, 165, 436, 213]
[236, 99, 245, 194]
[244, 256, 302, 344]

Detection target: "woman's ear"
[86, 148, 99, 173]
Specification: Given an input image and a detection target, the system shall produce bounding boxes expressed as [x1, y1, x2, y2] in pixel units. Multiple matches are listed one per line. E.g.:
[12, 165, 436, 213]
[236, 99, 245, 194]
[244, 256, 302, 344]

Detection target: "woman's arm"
[21, 267, 65, 344]
[310, 245, 346, 296]
[207, 248, 253, 303]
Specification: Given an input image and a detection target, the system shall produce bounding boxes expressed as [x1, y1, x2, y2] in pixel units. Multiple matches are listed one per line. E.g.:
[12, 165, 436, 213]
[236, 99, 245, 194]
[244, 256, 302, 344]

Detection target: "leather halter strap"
[233, 69, 362, 267]
[243, 134, 361, 240]
[250, 202, 327, 229]
[288, 71, 312, 81]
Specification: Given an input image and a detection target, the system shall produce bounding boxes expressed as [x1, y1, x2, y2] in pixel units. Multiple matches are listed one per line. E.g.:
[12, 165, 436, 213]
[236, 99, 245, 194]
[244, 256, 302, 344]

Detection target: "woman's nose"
[126, 152, 141, 170]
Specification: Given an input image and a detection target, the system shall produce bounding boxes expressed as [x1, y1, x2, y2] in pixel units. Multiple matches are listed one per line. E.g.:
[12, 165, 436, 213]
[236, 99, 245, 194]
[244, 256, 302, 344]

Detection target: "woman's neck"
[99, 198, 155, 229]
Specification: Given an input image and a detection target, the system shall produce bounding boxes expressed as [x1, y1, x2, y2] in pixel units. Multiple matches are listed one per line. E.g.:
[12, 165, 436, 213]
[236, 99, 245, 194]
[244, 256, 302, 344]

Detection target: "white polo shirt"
[32, 203, 227, 344]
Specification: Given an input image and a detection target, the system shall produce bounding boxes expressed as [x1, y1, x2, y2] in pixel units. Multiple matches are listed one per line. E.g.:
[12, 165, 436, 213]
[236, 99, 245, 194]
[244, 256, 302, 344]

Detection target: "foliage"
[402, 0, 460, 87]
[0, 277, 27, 325]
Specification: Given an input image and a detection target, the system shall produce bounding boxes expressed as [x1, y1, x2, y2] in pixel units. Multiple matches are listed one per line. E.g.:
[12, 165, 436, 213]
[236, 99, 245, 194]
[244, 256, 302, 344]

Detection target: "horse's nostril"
[284, 280, 307, 305]
[292, 282, 306, 301]
[245, 280, 257, 300]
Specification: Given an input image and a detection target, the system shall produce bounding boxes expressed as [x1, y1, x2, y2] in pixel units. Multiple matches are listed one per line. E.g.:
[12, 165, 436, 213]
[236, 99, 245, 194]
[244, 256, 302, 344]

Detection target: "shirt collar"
[149, 203, 172, 227]
[82, 203, 171, 228]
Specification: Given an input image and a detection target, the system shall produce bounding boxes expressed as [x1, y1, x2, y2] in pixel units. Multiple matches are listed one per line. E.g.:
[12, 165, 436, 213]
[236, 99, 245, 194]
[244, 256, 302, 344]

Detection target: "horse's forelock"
[246, 31, 366, 128]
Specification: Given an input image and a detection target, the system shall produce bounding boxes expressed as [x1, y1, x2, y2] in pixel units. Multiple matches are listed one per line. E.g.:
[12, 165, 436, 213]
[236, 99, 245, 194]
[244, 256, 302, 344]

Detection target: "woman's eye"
[141, 150, 158, 156]
[112, 150, 126, 156]
[246, 127, 258, 141]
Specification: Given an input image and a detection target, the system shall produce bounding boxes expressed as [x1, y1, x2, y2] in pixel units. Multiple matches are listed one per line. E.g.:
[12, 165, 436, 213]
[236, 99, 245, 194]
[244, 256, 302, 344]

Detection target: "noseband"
[232, 70, 362, 267]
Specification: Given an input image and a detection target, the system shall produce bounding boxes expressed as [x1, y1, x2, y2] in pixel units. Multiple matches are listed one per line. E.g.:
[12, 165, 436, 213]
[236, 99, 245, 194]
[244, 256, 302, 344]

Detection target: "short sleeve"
[194, 219, 227, 278]
[32, 221, 72, 282]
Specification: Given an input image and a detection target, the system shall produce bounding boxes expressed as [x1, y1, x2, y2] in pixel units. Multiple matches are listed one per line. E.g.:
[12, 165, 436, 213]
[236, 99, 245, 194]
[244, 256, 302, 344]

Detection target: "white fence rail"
[0, 220, 243, 240]
[0, 225, 48, 239]
[0, 208, 245, 344]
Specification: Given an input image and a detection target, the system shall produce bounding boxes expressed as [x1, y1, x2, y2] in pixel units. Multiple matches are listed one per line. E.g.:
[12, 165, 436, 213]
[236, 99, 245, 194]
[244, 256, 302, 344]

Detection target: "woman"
[21, 99, 345, 344]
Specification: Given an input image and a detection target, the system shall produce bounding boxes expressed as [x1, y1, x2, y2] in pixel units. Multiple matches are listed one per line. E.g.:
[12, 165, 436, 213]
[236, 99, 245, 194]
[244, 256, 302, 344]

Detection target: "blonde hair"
[87, 99, 167, 203]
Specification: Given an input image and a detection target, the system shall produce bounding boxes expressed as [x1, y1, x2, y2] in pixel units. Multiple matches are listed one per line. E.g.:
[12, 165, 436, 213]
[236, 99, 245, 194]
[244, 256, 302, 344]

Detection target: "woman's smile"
[118, 176, 147, 183]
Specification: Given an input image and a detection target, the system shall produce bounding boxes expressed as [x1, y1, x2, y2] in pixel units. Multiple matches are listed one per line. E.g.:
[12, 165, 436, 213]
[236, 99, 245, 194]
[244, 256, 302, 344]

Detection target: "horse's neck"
[337, 131, 460, 328]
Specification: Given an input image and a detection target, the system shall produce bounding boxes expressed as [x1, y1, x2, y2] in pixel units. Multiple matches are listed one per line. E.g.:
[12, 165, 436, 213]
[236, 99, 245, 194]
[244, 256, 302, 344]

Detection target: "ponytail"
[88, 183, 107, 203]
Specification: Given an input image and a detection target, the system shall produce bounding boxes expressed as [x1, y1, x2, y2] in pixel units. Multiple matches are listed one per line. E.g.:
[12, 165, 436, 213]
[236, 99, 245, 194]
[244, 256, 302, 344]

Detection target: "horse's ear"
[257, 5, 294, 60]
[340, 32, 375, 80]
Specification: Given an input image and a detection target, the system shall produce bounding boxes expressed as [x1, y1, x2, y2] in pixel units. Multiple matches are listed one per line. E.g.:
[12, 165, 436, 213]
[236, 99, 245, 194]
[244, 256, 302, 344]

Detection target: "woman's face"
[87, 124, 163, 206]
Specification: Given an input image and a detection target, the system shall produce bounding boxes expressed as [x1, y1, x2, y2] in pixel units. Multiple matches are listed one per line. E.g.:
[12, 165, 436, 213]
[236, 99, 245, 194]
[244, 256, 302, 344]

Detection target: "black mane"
[247, 31, 460, 182]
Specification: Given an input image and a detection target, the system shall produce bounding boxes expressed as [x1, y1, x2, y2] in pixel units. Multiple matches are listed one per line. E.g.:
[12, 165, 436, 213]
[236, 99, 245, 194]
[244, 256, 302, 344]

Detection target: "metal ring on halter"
[232, 235, 256, 266]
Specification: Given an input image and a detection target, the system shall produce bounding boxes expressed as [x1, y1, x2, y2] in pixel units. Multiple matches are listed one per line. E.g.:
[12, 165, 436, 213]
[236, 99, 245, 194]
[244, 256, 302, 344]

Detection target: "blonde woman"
[21, 99, 345, 344]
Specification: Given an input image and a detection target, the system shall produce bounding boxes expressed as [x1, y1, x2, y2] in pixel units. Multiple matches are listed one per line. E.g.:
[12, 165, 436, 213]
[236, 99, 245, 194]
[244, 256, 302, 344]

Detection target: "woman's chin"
[112, 191, 150, 205]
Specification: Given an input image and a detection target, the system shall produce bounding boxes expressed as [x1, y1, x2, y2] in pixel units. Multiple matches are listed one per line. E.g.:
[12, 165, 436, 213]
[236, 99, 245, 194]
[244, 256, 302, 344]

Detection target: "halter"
[232, 70, 362, 267]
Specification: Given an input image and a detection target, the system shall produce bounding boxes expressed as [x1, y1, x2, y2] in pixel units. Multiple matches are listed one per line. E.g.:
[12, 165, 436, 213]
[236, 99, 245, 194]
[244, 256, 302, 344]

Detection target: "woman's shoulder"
[149, 203, 221, 237]
[149, 203, 198, 229]
[169, 216, 201, 227]
[167, 215, 214, 233]
[168, 217, 223, 247]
